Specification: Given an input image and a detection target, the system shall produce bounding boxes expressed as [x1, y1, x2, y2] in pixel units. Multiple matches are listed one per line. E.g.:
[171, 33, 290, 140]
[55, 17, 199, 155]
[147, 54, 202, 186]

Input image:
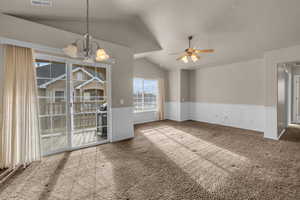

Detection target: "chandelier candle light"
[63, 0, 109, 63]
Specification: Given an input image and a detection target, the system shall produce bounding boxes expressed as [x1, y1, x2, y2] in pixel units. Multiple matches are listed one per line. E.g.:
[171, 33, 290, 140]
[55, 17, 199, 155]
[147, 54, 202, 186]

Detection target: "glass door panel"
[35, 60, 68, 155]
[71, 64, 108, 148]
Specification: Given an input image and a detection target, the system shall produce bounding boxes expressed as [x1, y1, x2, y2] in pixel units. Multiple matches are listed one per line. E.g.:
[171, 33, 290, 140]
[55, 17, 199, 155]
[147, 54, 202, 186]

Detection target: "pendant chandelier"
[63, 0, 109, 63]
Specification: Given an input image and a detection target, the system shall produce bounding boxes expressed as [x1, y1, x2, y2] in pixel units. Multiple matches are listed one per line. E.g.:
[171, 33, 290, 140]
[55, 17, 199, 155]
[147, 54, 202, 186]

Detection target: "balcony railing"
[39, 101, 106, 116]
[39, 101, 107, 136]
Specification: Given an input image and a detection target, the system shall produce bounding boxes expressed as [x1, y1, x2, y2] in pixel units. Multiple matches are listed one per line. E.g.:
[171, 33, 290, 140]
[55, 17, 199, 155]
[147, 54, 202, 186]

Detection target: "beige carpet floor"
[0, 120, 299, 200]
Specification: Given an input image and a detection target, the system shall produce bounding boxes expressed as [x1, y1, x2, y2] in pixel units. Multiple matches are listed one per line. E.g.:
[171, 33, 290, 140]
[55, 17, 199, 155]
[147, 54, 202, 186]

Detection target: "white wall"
[165, 69, 192, 122]
[164, 59, 266, 132]
[189, 102, 265, 132]
[134, 111, 159, 124]
[186, 59, 266, 132]
[165, 70, 181, 121]
[111, 107, 134, 141]
[134, 58, 167, 79]
[190, 59, 265, 105]
[165, 101, 180, 121]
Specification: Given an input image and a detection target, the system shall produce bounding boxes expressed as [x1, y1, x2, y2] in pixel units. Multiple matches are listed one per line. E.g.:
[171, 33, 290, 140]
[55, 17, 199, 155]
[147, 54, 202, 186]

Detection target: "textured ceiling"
[1, 0, 300, 70]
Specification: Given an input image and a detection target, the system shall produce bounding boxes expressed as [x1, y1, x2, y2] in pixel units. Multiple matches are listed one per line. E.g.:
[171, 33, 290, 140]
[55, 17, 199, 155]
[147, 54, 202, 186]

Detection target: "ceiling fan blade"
[195, 49, 214, 53]
[176, 54, 187, 60]
[169, 51, 184, 55]
[194, 53, 200, 59]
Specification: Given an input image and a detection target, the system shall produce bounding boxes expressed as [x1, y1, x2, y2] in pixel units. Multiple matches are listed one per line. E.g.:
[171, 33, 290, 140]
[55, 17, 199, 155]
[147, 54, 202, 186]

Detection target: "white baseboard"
[111, 107, 134, 142]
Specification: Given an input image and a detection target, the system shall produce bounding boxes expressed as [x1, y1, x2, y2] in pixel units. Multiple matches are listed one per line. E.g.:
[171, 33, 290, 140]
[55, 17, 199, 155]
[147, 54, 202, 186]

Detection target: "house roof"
[38, 65, 104, 88]
[75, 77, 103, 89]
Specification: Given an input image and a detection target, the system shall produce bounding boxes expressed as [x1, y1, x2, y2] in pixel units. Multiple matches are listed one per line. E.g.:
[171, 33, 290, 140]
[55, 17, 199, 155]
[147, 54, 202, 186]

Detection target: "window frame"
[54, 90, 65, 103]
[133, 77, 159, 113]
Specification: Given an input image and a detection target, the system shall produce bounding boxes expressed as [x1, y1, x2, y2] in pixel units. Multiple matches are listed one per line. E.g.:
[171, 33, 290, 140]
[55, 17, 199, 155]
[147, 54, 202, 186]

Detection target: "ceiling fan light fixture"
[191, 54, 198, 63]
[175, 36, 214, 64]
[181, 55, 189, 63]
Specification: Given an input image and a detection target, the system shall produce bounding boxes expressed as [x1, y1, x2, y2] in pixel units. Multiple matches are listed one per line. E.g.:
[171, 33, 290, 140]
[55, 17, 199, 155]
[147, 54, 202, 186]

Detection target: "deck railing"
[40, 101, 105, 115]
[39, 101, 107, 135]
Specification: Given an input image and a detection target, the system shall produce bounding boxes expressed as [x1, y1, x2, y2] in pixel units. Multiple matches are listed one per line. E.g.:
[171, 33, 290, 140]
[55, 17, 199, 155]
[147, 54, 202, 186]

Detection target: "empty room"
[0, 0, 299, 199]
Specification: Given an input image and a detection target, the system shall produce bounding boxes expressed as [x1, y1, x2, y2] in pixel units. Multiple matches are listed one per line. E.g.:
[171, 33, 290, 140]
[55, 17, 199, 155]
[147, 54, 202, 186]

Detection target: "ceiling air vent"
[31, 0, 52, 7]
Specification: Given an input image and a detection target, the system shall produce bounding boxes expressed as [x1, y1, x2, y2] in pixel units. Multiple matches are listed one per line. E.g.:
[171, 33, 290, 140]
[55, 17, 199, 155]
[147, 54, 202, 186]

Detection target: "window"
[77, 71, 83, 80]
[54, 90, 65, 102]
[133, 78, 158, 112]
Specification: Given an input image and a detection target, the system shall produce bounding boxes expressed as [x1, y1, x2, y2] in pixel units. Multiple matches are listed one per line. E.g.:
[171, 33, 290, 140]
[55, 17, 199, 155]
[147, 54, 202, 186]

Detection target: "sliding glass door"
[71, 64, 108, 148]
[36, 60, 69, 154]
[35, 57, 109, 155]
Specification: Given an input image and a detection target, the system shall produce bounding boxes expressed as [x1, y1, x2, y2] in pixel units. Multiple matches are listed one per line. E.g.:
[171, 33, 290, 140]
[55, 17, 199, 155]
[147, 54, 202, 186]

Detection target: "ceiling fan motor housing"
[185, 48, 195, 55]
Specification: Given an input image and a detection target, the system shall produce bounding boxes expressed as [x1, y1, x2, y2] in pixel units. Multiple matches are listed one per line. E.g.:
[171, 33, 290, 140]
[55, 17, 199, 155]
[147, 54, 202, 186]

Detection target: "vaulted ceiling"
[1, 0, 300, 70]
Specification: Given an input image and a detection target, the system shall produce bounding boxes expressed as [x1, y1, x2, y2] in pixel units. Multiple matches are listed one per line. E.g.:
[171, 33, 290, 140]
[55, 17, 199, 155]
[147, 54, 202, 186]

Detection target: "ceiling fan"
[174, 36, 214, 63]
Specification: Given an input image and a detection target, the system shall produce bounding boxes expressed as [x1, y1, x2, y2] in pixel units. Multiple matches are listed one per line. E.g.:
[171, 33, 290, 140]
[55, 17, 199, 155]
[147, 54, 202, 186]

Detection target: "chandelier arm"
[85, 0, 90, 57]
[73, 39, 81, 46]
[93, 41, 101, 49]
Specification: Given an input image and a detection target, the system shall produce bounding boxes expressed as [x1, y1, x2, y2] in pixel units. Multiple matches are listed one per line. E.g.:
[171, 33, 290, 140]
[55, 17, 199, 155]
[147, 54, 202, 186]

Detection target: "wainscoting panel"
[264, 105, 278, 140]
[134, 111, 158, 124]
[111, 107, 134, 142]
[180, 102, 191, 121]
[189, 102, 266, 132]
[165, 102, 180, 121]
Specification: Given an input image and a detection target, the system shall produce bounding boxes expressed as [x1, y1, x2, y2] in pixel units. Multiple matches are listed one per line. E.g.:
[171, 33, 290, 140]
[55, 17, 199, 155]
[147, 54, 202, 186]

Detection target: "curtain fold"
[0, 45, 41, 169]
[0, 45, 4, 141]
[158, 78, 165, 120]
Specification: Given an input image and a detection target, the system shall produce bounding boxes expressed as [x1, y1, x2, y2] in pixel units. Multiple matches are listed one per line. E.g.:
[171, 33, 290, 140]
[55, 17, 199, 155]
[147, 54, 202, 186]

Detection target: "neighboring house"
[37, 65, 106, 103]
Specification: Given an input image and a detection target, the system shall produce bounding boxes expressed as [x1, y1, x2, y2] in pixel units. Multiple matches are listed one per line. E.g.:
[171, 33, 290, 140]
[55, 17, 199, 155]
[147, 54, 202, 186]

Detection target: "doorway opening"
[277, 62, 300, 138]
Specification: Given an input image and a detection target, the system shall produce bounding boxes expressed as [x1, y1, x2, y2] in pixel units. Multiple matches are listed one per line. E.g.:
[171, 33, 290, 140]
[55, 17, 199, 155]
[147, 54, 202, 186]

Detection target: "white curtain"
[0, 45, 41, 169]
[0, 45, 4, 136]
[158, 78, 165, 120]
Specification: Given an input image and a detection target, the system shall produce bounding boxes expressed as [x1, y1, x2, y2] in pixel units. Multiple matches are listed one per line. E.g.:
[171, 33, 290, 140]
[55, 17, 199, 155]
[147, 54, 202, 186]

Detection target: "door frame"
[293, 75, 300, 123]
[35, 53, 112, 156]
